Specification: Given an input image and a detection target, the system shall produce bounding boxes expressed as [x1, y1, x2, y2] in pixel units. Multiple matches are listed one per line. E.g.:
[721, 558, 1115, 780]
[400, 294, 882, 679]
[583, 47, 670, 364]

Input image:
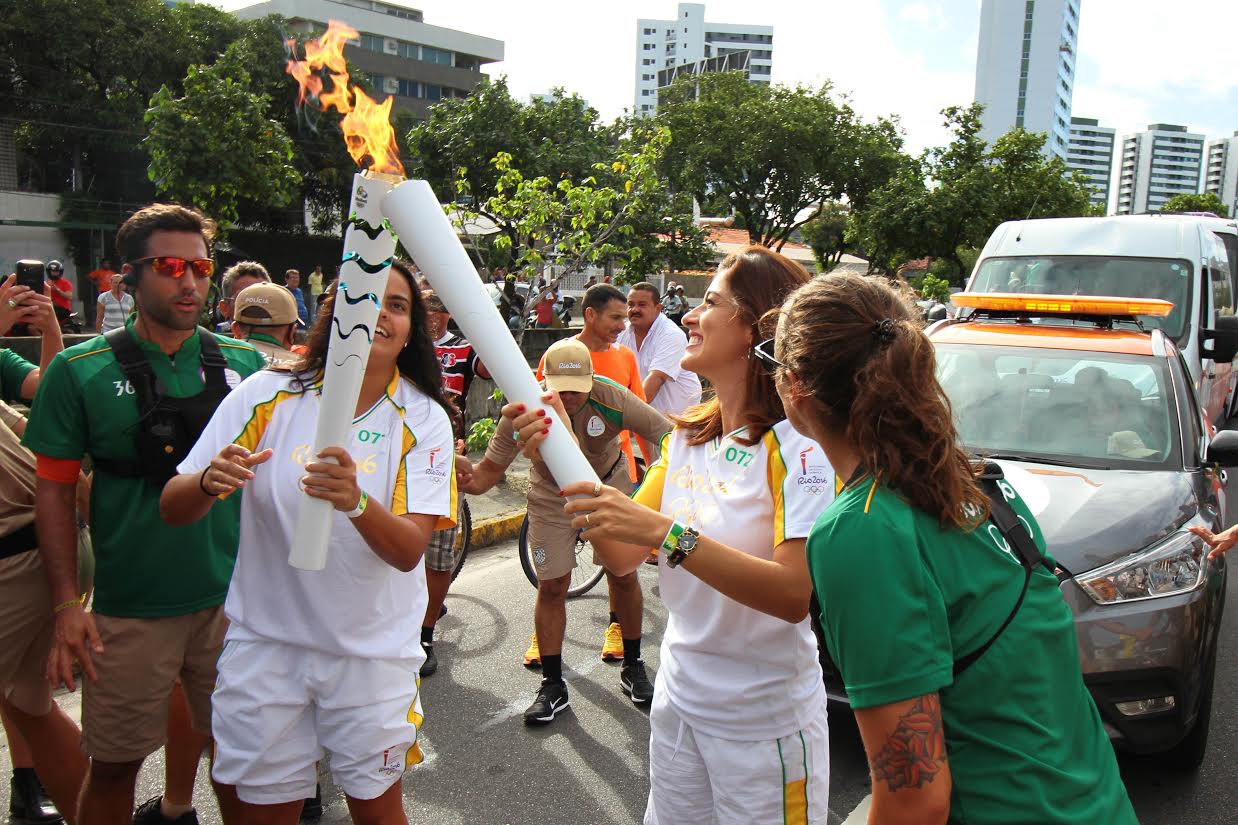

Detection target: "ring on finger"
[592, 481, 603, 497]
[584, 513, 592, 527]
[6, 299, 15, 309]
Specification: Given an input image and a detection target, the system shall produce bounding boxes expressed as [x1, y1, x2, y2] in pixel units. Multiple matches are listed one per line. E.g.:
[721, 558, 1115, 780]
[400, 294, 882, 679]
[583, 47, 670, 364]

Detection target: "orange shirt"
[538, 341, 652, 480]
[88, 267, 116, 292]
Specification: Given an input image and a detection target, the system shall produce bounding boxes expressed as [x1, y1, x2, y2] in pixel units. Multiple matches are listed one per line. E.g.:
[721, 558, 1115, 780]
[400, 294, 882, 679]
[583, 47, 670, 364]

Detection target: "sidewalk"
[464, 452, 531, 549]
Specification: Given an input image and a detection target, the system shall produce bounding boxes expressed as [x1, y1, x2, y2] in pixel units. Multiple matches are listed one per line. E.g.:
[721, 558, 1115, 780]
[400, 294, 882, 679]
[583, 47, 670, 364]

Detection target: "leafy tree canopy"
[1160, 192, 1230, 219]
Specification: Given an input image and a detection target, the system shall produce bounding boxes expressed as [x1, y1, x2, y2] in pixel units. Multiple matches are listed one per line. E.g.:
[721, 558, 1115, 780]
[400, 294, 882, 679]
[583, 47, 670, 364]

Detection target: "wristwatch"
[665, 525, 700, 568]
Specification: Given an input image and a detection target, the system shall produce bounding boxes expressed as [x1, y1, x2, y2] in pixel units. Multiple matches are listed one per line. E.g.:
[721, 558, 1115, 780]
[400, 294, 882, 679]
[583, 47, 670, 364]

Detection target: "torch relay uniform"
[178, 368, 456, 804]
[633, 419, 833, 824]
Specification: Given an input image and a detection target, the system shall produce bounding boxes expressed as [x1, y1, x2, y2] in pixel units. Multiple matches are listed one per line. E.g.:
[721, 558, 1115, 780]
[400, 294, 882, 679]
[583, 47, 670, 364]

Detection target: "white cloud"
[897, 2, 948, 32]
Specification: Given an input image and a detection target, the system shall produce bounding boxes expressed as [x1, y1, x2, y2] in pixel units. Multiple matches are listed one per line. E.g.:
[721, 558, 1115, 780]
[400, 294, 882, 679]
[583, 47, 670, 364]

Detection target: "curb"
[470, 509, 525, 549]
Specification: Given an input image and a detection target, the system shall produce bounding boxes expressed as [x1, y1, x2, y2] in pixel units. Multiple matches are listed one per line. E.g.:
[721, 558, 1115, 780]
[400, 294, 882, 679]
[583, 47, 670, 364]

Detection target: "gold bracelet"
[53, 598, 81, 614]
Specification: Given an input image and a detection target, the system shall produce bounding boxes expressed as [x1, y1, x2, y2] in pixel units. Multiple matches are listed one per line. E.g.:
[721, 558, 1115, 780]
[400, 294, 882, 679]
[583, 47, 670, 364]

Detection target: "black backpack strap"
[104, 326, 156, 414]
[953, 462, 1052, 677]
[196, 328, 229, 393]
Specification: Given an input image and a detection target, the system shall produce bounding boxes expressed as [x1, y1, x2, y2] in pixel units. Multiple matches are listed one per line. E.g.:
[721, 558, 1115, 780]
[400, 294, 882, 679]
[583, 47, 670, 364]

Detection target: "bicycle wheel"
[450, 499, 472, 583]
[517, 515, 605, 598]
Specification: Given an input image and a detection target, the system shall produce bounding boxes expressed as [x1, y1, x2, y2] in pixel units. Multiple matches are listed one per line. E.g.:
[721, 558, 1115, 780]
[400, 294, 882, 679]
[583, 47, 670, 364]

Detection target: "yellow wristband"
[53, 598, 81, 614]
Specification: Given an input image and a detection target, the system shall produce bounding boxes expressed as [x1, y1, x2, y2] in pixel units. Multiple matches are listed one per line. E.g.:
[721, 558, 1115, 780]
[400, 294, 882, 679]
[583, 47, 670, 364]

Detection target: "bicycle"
[450, 498, 472, 583]
[517, 515, 605, 598]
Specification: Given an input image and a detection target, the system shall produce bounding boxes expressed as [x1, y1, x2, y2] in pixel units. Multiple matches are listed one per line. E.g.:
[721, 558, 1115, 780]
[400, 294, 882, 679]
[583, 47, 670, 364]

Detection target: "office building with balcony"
[1066, 116, 1114, 209]
[230, 0, 503, 120]
[1115, 124, 1205, 215]
[634, 2, 772, 117]
[974, 0, 1080, 160]
[1204, 133, 1238, 218]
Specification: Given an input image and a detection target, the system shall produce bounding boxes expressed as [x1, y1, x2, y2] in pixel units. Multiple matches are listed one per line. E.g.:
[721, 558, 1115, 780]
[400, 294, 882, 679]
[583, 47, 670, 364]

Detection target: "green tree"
[464, 128, 705, 284]
[917, 273, 951, 303]
[145, 54, 301, 231]
[799, 202, 849, 271]
[1161, 192, 1230, 218]
[655, 72, 906, 248]
[849, 104, 1093, 279]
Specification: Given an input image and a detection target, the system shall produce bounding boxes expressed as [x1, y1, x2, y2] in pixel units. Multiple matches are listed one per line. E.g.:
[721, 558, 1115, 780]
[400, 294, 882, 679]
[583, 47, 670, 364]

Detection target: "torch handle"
[383, 180, 599, 489]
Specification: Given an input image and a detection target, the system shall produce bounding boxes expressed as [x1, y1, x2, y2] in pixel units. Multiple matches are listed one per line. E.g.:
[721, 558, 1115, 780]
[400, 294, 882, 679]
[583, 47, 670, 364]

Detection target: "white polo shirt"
[179, 369, 456, 662]
[617, 313, 702, 416]
[633, 419, 833, 741]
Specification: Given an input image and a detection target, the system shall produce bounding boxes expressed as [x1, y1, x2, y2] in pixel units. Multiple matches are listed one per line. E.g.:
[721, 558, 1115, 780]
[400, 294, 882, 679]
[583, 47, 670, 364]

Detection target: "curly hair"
[676, 246, 810, 447]
[776, 273, 988, 529]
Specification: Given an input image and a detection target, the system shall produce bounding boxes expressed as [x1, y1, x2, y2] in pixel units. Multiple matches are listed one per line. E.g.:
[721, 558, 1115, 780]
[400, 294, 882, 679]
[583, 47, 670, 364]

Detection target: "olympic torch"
[285, 21, 407, 570]
[382, 182, 599, 491]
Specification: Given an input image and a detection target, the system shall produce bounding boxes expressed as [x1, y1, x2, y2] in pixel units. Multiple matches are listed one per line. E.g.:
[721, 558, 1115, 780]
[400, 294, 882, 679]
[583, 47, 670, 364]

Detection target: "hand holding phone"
[15, 260, 45, 292]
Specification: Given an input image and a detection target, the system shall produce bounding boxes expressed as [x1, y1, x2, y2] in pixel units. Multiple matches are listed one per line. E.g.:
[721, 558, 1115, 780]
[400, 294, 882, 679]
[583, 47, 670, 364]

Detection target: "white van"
[966, 215, 1237, 422]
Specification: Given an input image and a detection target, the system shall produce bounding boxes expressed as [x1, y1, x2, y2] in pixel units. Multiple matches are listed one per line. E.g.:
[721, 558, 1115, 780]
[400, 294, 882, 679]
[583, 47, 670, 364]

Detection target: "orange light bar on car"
[950, 292, 1174, 318]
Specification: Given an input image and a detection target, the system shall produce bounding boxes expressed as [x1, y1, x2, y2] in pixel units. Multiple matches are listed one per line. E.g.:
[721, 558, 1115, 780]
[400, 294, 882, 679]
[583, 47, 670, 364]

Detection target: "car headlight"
[1077, 528, 1207, 605]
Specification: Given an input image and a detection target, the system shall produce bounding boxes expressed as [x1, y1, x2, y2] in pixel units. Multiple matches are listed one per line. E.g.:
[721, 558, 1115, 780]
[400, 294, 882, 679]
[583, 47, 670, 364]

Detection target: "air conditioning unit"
[384, 38, 398, 55]
[384, 77, 400, 94]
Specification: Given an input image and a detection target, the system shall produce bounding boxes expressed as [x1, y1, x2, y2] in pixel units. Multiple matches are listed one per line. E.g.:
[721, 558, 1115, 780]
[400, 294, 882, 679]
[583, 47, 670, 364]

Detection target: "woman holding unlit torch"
[160, 259, 455, 823]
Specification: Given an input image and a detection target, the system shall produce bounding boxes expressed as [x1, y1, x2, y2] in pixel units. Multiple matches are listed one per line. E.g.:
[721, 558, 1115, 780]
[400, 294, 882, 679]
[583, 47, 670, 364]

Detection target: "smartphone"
[14, 260, 45, 292]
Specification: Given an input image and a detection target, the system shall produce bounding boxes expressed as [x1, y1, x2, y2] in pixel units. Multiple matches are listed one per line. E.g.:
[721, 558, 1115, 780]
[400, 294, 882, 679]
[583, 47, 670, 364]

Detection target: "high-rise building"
[974, 0, 1080, 160]
[230, 0, 503, 120]
[1066, 116, 1114, 210]
[1204, 133, 1238, 218]
[634, 2, 772, 117]
[1115, 124, 1206, 215]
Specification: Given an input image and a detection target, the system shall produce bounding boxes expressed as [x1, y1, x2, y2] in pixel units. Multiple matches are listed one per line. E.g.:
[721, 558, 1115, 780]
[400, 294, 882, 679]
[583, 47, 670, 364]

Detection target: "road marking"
[841, 795, 872, 824]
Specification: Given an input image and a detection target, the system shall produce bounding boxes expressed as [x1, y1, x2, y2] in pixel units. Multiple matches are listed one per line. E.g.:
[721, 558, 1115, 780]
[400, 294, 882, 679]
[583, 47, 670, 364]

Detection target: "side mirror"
[1206, 429, 1238, 467]
[1202, 315, 1238, 363]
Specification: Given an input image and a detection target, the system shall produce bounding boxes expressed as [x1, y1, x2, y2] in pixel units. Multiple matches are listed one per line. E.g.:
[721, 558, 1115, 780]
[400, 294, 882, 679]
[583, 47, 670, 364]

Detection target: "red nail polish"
[558, 490, 565, 497]
[535, 409, 545, 416]
[544, 417, 553, 425]
[517, 404, 526, 411]
[542, 429, 549, 435]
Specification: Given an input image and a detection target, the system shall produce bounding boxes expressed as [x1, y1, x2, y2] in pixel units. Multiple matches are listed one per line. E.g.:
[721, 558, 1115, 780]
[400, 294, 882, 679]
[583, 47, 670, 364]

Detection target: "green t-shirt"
[808, 477, 1137, 825]
[0, 348, 36, 403]
[22, 319, 265, 618]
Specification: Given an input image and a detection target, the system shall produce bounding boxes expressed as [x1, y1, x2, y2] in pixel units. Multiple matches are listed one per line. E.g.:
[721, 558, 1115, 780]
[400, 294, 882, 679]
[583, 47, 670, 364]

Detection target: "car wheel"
[1160, 647, 1217, 770]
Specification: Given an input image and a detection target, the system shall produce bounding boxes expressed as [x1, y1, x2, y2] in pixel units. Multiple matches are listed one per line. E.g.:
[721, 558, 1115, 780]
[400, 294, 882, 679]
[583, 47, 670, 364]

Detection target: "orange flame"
[285, 20, 405, 176]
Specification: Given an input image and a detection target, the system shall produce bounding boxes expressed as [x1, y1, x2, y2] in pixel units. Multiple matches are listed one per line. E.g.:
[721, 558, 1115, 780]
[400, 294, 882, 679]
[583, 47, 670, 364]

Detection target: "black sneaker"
[523, 679, 570, 725]
[420, 643, 438, 677]
[132, 796, 199, 825]
[10, 769, 62, 824]
[620, 660, 655, 705]
[299, 783, 323, 821]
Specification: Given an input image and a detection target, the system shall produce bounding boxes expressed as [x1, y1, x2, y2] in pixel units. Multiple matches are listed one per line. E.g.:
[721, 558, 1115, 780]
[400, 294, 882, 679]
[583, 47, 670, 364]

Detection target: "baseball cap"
[542, 338, 593, 393]
[234, 283, 302, 326]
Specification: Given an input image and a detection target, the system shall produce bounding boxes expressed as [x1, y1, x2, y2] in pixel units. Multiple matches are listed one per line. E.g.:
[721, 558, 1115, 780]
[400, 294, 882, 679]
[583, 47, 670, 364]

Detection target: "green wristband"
[660, 521, 685, 555]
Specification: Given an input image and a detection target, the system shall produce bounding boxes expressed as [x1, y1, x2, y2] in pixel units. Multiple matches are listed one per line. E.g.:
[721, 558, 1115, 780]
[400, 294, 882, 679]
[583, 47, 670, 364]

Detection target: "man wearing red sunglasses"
[23, 203, 265, 825]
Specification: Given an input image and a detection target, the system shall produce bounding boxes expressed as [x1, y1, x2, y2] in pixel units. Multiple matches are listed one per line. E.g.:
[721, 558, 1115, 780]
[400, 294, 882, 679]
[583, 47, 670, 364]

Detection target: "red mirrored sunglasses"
[128, 256, 215, 280]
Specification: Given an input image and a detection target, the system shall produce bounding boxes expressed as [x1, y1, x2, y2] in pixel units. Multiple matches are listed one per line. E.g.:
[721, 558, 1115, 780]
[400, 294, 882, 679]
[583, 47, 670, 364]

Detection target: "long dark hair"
[295, 259, 451, 419]
[777, 273, 988, 529]
[676, 246, 810, 447]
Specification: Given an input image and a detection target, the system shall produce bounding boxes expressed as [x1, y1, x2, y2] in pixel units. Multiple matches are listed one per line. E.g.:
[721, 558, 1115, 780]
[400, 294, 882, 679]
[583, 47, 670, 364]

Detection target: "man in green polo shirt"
[24, 203, 264, 825]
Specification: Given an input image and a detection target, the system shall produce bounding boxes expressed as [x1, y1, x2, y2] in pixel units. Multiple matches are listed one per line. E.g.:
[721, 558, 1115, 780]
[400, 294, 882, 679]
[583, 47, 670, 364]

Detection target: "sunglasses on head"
[752, 338, 787, 375]
[129, 256, 215, 280]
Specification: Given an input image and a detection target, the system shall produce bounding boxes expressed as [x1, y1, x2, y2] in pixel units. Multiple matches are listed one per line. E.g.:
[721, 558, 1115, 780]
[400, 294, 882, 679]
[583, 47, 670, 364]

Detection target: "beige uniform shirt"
[485, 376, 671, 525]
[0, 401, 36, 540]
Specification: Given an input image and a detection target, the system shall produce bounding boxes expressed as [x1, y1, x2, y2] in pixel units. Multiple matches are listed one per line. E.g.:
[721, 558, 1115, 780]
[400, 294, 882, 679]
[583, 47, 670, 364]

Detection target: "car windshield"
[969, 256, 1193, 343]
[934, 343, 1181, 471]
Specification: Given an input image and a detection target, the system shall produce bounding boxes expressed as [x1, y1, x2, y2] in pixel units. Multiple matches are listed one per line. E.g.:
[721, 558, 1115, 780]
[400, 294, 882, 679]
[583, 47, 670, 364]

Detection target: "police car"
[932, 292, 1238, 768]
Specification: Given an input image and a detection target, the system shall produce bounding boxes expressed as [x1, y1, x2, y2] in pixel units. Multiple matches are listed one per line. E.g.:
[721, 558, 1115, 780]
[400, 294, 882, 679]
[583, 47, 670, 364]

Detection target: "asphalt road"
[5, 536, 1238, 824]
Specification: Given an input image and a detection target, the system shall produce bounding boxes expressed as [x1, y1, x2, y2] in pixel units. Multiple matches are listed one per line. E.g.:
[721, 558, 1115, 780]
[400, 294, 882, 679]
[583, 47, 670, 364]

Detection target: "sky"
[218, 0, 1238, 155]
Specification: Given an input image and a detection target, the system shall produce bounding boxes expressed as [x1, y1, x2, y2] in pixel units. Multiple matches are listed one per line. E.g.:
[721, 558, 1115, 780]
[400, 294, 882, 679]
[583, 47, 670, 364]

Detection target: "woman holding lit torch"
[160, 260, 455, 822]
[515, 247, 831, 823]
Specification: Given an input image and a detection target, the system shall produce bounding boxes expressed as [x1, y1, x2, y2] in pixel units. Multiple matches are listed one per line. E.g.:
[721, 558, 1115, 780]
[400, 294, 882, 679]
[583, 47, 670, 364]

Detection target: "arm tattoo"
[870, 694, 947, 792]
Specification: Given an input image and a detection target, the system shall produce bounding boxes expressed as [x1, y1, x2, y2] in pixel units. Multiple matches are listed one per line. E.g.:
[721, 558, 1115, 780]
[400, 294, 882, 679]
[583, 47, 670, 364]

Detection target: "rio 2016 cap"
[542, 338, 593, 393]
[234, 282, 303, 327]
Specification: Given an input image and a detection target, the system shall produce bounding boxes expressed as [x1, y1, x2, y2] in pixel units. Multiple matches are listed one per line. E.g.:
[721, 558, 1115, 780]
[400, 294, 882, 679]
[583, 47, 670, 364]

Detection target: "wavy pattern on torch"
[332, 317, 373, 343]
[330, 352, 365, 369]
[339, 288, 380, 307]
[347, 214, 389, 240]
[341, 251, 394, 274]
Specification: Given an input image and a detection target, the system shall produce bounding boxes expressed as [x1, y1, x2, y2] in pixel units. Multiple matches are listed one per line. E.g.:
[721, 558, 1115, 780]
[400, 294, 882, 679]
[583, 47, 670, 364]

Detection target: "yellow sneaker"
[523, 633, 541, 668]
[601, 622, 624, 662]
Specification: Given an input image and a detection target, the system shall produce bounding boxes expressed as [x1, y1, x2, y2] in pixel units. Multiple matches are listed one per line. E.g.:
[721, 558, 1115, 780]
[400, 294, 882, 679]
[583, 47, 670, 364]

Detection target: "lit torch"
[284, 21, 404, 570]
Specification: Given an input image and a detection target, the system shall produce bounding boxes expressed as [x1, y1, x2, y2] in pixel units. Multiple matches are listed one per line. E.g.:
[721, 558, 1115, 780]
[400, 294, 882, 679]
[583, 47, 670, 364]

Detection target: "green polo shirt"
[0, 349, 36, 403]
[23, 318, 265, 618]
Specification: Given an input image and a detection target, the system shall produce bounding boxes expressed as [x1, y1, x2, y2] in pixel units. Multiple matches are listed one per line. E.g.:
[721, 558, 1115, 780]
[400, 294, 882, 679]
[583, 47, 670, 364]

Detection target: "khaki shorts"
[527, 461, 632, 581]
[0, 550, 54, 716]
[82, 605, 227, 763]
